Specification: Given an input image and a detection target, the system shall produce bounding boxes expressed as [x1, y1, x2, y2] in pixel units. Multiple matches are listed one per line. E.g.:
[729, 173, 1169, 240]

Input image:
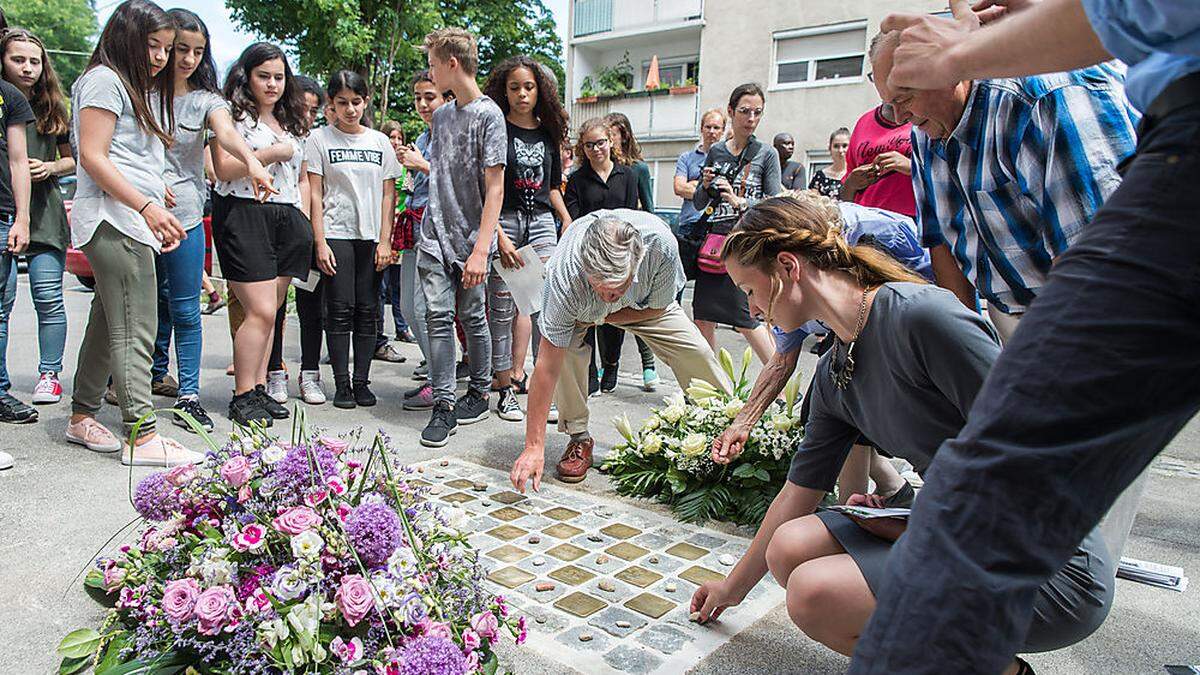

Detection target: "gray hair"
[579, 215, 645, 286]
[868, 30, 900, 62]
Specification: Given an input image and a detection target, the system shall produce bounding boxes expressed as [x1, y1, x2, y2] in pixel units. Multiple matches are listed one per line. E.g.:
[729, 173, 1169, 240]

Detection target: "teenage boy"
[418, 28, 506, 447]
[0, 76, 33, 469]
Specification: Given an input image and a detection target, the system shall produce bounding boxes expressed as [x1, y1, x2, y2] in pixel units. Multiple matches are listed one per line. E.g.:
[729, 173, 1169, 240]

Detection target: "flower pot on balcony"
[624, 90, 651, 99]
[648, 87, 670, 97]
[669, 84, 699, 95]
[575, 95, 598, 104]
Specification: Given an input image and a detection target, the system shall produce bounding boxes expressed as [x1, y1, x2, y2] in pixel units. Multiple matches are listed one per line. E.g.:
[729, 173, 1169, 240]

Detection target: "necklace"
[830, 287, 871, 389]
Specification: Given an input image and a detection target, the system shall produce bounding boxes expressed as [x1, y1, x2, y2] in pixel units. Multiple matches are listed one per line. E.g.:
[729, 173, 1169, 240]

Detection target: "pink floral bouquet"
[57, 426, 525, 674]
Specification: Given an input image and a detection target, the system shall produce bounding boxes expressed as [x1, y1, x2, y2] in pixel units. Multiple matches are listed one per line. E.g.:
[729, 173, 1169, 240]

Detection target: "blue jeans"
[377, 263, 408, 348]
[151, 224, 205, 397]
[0, 245, 67, 392]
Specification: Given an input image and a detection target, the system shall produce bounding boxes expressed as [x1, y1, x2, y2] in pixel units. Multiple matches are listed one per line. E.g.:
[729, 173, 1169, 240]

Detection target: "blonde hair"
[422, 28, 479, 76]
[722, 193, 926, 287]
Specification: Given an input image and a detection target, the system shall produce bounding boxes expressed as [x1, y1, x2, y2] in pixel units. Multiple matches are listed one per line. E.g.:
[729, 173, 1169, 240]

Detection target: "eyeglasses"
[583, 138, 610, 151]
[867, 72, 875, 83]
[736, 106, 764, 118]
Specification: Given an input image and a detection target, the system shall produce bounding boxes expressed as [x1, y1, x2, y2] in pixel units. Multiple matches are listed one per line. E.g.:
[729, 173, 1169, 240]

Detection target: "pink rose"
[103, 565, 127, 592]
[335, 574, 375, 627]
[462, 628, 481, 653]
[272, 506, 322, 535]
[237, 484, 252, 503]
[418, 618, 453, 640]
[194, 585, 237, 635]
[469, 611, 499, 642]
[165, 464, 196, 487]
[220, 456, 252, 488]
[162, 578, 201, 624]
[244, 587, 271, 614]
[231, 523, 267, 552]
[318, 435, 349, 455]
[330, 636, 364, 663]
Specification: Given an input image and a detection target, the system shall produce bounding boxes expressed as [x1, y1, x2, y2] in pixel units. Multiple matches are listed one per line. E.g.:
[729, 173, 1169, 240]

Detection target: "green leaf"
[96, 650, 189, 675]
[666, 468, 688, 494]
[83, 569, 106, 589]
[753, 468, 771, 482]
[59, 656, 89, 675]
[731, 463, 758, 479]
[58, 628, 102, 659]
[96, 633, 129, 673]
[482, 651, 499, 675]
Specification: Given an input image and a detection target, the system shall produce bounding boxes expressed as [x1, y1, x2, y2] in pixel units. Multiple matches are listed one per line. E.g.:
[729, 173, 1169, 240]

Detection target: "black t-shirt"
[0, 81, 35, 216]
[503, 122, 561, 215]
[782, 160, 807, 190]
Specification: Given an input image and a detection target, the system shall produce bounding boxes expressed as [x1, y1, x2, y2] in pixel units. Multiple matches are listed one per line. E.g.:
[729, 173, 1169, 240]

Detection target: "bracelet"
[137, 200, 153, 214]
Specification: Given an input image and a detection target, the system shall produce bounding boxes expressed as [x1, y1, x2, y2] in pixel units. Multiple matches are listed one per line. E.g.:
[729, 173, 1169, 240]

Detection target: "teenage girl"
[305, 70, 402, 408]
[211, 42, 312, 427]
[153, 8, 274, 432]
[65, 0, 199, 466]
[481, 55, 571, 423]
[0, 29, 72, 411]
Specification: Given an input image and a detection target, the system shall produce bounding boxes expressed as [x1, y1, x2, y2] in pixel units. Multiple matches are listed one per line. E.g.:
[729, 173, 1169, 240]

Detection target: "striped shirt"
[539, 209, 685, 349]
[914, 64, 1139, 313]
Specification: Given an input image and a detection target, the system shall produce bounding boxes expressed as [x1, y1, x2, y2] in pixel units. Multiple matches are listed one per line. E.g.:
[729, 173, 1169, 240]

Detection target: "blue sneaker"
[642, 368, 659, 392]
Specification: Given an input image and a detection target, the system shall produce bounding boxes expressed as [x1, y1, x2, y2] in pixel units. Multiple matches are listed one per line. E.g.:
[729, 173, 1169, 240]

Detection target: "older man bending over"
[511, 209, 732, 492]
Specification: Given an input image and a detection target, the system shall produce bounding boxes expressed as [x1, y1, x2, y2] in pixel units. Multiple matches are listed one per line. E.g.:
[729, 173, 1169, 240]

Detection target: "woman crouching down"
[691, 196, 1113, 674]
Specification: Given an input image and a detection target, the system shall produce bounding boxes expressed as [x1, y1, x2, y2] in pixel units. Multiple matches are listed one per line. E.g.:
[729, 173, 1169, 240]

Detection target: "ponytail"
[722, 193, 926, 287]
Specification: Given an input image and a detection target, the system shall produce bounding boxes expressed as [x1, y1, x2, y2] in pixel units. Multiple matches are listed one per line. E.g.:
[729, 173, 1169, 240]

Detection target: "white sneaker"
[299, 370, 326, 405]
[266, 370, 289, 404]
[121, 435, 204, 467]
[32, 372, 63, 404]
[0, 450, 12, 470]
[547, 403, 559, 424]
[496, 387, 524, 422]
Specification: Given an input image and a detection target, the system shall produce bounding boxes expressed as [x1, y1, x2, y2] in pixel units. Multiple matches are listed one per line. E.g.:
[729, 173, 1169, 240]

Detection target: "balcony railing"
[573, 0, 703, 38]
[570, 90, 699, 141]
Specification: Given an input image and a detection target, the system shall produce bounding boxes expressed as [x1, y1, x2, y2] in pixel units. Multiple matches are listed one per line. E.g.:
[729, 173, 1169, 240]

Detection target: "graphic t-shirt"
[691, 136, 781, 232]
[305, 125, 404, 241]
[422, 95, 507, 266]
[846, 106, 916, 217]
[0, 80, 35, 217]
[502, 122, 560, 215]
[165, 89, 229, 229]
[214, 115, 305, 208]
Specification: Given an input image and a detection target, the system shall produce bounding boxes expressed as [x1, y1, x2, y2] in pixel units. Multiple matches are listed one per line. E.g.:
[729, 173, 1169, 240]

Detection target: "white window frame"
[805, 149, 832, 179]
[770, 19, 867, 91]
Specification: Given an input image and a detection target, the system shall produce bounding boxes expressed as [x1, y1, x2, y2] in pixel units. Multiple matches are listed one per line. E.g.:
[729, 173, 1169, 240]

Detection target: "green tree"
[225, 0, 563, 136]
[5, 0, 99, 89]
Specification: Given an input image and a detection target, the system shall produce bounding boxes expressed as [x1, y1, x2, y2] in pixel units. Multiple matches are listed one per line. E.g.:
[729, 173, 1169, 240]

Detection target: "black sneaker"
[172, 396, 214, 433]
[229, 390, 272, 427]
[421, 401, 457, 447]
[455, 360, 470, 382]
[333, 378, 356, 409]
[353, 380, 377, 407]
[0, 393, 37, 424]
[254, 385, 290, 419]
[600, 367, 618, 393]
[454, 389, 489, 425]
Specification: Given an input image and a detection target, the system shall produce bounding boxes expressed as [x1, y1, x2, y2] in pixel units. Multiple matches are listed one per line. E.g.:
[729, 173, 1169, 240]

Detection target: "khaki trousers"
[554, 303, 733, 435]
[987, 304, 1022, 345]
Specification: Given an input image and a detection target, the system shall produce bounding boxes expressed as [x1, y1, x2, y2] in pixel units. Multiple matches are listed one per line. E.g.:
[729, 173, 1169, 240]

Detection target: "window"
[806, 150, 832, 180]
[772, 20, 867, 88]
[642, 59, 699, 87]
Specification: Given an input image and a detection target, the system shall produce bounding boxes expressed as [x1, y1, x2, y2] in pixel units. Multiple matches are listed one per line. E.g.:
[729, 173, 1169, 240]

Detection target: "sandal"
[65, 417, 124, 454]
[880, 481, 915, 509]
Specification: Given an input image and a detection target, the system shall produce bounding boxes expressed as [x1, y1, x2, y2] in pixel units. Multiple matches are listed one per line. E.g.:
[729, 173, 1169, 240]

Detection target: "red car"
[61, 177, 214, 288]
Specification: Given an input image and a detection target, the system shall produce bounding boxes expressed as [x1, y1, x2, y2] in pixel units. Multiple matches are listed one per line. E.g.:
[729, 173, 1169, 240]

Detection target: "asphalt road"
[0, 284, 1196, 673]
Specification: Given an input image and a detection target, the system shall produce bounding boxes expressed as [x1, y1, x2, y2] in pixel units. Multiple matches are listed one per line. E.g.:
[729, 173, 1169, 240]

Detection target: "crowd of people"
[0, 0, 1196, 671]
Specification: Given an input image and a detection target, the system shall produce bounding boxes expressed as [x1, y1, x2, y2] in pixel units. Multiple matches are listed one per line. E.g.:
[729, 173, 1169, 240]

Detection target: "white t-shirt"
[165, 89, 228, 229]
[214, 115, 305, 207]
[69, 66, 167, 251]
[304, 125, 403, 241]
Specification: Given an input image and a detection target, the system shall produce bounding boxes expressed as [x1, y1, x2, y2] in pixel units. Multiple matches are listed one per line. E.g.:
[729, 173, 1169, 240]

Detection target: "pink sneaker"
[65, 417, 124, 453]
[32, 372, 62, 404]
[402, 383, 434, 411]
[121, 434, 204, 467]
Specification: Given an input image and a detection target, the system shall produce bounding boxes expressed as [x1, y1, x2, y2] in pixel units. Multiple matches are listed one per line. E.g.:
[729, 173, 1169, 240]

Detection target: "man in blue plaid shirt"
[869, 30, 1139, 342]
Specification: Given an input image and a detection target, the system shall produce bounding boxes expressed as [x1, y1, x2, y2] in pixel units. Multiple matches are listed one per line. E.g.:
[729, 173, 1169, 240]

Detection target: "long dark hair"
[728, 82, 765, 111]
[223, 42, 308, 137]
[86, 0, 175, 145]
[604, 111, 642, 165]
[327, 69, 368, 100]
[168, 8, 218, 94]
[0, 28, 70, 136]
[483, 55, 568, 147]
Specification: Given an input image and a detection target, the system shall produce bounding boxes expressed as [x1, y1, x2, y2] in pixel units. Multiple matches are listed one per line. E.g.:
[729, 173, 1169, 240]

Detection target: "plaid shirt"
[914, 63, 1139, 313]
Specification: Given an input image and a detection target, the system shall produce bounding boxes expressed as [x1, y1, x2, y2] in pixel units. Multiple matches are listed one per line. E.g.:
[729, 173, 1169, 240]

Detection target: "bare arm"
[208, 108, 276, 200]
[308, 171, 335, 276]
[463, 164, 505, 288]
[51, 142, 76, 177]
[6, 123, 31, 251]
[674, 174, 697, 200]
[211, 135, 290, 183]
[713, 348, 798, 463]
[930, 243, 978, 311]
[375, 180, 396, 270]
[549, 188, 572, 229]
[511, 337, 566, 493]
[298, 161, 310, 219]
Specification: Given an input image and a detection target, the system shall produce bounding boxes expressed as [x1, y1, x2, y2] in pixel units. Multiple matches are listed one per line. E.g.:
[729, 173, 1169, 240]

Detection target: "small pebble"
[689, 611, 702, 623]
[578, 633, 593, 642]
[615, 620, 631, 628]
[435, 474, 445, 479]
[417, 466, 425, 473]
[528, 535, 541, 544]
[439, 460, 450, 467]
[717, 554, 737, 566]
[532, 557, 546, 567]
[472, 482, 487, 491]
[535, 616, 547, 625]
[595, 555, 610, 565]
[665, 582, 678, 593]
[587, 534, 603, 543]
[428, 485, 443, 495]
[648, 556, 660, 564]
[597, 580, 616, 592]
[481, 500, 491, 507]
[535, 582, 556, 592]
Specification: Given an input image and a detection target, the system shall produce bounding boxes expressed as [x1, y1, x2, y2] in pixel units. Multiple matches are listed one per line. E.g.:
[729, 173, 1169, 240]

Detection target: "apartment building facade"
[564, 0, 945, 211]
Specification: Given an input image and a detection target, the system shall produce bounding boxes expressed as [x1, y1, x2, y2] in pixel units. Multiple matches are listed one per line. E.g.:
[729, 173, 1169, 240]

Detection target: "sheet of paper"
[825, 505, 912, 520]
[494, 245, 546, 316]
[291, 268, 321, 293]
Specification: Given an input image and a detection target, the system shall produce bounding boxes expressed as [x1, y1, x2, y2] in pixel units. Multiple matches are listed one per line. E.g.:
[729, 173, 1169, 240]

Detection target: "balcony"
[570, 89, 699, 142]
[573, 0, 703, 41]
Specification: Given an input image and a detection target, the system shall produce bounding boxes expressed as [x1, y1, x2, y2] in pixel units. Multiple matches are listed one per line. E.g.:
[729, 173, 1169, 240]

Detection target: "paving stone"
[603, 643, 664, 674]
[487, 566, 536, 589]
[545, 543, 589, 562]
[513, 514, 555, 531]
[543, 506, 581, 521]
[486, 524, 528, 541]
[490, 490, 529, 505]
[440, 492, 477, 505]
[665, 542, 707, 561]
[554, 591, 608, 618]
[634, 623, 691, 655]
[678, 565, 725, 587]
[586, 606, 648, 638]
[548, 564, 596, 586]
[542, 523, 584, 539]
[444, 479, 475, 489]
[555, 625, 611, 653]
[688, 533, 726, 549]
[623, 592, 675, 619]
[641, 552, 684, 574]
[489, 506, 528, 522]
[605, 542, 650, 562]
[651, 579, 691, 604]
[584, 576, 640, 604]
[632, 532, 671, 550]
[600, 523, 642, 540]
[614, 566, 663, 588]
[520, 604, 569, 633]
[486, 544, 531, 563]
[517, 578, 568, 603]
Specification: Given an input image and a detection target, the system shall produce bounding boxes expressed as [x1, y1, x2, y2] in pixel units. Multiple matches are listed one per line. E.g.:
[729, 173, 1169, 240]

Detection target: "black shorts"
[212, 192, 313, 283]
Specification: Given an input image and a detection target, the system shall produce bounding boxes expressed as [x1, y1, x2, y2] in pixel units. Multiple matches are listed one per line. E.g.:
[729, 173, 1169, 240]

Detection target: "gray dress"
[789, 283, 1114, 653]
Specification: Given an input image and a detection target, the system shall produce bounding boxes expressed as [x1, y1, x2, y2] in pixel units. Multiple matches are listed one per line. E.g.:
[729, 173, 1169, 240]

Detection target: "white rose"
[388, 545, 418, 578]
[660, 404, 686, 423]
[724, 398, 745, 419]
[641, 433, 662, 455]
[290, 530, 325, 559]
[680, 433, 708, 457]
[771, 416, 795, 432]
[261, 444, 286, 464]
[643, 415, 661, 431]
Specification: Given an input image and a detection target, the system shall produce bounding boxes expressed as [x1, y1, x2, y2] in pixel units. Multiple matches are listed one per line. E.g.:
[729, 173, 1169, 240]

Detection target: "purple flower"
[397, 635, 467, 675]
[345, 502, 402, 568]
[398, 591, 427, 626]
[133, 472, 182, 521]
[268, 445, 338, 503]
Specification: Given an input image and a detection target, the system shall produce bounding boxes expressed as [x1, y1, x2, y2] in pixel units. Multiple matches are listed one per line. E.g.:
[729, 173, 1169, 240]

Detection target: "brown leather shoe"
[556, 436, 594, 483]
